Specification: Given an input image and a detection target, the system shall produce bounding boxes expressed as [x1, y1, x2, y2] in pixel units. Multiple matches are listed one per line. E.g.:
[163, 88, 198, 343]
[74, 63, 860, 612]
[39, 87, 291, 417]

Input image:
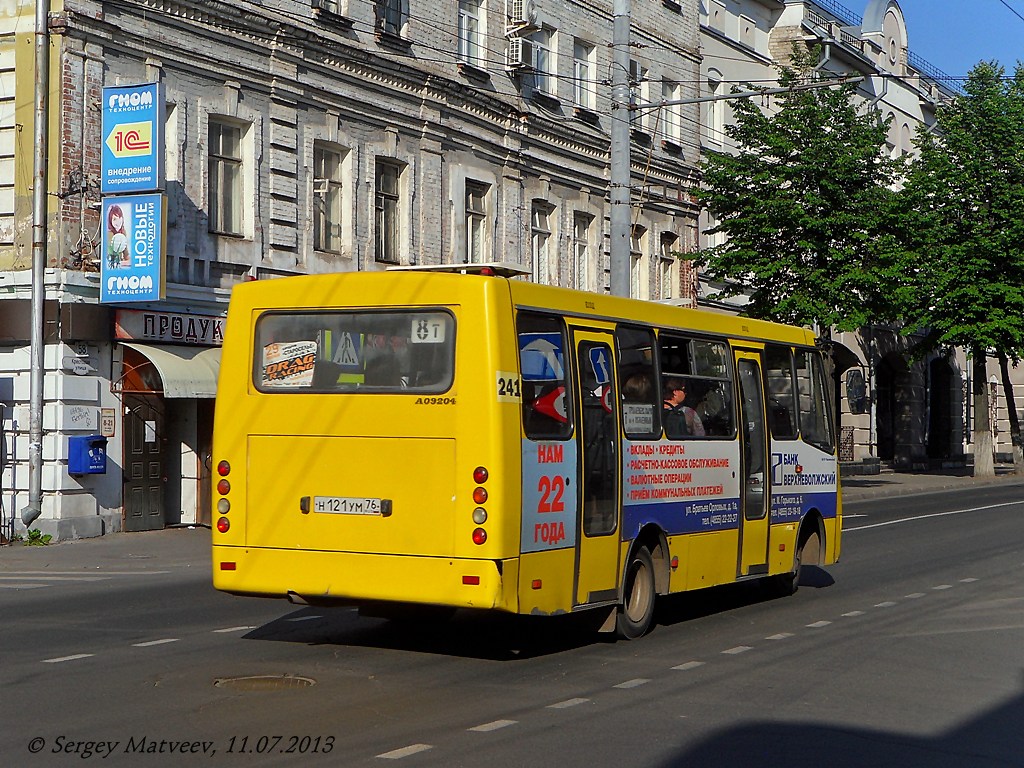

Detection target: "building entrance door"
[123, 394, 166, 532]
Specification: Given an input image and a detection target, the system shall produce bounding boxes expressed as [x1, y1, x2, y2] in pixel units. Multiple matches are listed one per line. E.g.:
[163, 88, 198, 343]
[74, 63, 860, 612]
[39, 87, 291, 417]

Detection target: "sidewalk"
[840, 464, 1024, 502]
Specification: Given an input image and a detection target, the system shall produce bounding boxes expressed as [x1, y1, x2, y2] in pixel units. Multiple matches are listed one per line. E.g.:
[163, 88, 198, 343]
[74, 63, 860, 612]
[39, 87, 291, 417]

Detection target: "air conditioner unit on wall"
[505, 0, 539, 32]
[505, 36, 535, 71]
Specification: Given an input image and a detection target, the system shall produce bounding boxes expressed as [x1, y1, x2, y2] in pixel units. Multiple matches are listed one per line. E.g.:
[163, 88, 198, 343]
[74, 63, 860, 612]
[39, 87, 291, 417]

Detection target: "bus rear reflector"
[531, 579, 542, 590]
[220, 562, 236, 571]
[462, 575, 480, 585]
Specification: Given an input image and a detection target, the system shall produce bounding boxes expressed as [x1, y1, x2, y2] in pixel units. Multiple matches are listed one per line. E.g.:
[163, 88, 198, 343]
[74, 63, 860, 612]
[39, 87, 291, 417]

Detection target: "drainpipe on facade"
[22, 0, 51, 527]
[608, 0, 631, 297]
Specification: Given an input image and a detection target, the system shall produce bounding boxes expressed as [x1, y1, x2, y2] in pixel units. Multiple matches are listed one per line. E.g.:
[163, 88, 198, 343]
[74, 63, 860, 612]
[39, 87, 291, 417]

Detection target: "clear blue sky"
[896, 0, 1023, 79]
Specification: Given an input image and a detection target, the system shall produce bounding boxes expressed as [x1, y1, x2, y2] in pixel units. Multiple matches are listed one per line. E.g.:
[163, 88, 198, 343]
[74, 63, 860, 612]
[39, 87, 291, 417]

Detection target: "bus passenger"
[663, 377, 705, 438]
[622, 371, 653, 403]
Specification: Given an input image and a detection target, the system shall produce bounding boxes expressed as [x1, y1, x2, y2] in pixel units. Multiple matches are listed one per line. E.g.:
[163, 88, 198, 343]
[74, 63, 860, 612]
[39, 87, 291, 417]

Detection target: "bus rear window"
[253, 310, 455, 393]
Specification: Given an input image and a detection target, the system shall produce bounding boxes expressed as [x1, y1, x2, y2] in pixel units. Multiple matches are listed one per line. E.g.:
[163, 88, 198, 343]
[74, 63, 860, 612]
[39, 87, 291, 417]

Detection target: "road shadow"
[243, 605, 608, 661]
[242, 567, 833, 660]
[658, 675, 1024, 768]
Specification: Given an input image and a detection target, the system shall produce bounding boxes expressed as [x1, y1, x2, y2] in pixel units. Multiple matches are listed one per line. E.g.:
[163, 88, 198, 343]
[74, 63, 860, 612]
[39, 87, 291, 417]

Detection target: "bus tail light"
[472, 528, 487, 545]
[473, 466, 489, 484]
[218, 460, 230, 476]
[216, 517, 230, 533]
[531, 579, 542, 590]
[472, 487, 488, 504]
[217, 479, 230, 495]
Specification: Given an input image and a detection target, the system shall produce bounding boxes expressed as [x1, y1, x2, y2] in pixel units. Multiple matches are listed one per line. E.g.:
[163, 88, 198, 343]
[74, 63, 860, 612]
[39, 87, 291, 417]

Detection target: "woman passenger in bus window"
[663, 377, 705, 438]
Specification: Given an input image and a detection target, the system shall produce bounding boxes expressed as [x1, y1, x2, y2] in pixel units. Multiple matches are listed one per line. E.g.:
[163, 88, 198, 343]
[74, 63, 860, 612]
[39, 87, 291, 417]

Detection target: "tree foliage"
[895, 61, 1024, 356]
[693, 46, 900, 331]
[896, 61, 1024, 474]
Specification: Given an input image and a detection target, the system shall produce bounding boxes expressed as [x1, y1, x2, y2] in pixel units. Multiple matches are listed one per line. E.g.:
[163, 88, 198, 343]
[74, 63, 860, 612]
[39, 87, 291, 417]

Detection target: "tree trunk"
[972, 351, 995, 477]
[998, 353, 1023, 475]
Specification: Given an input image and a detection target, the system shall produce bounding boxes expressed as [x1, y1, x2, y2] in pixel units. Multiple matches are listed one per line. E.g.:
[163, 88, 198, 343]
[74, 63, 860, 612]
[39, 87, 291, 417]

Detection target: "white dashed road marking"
[469, 720, 517, 732]
[874, 602, 897, 608]
[672, 661, 705, 671]
[722, 646, 752, 655]
[132, 638, 179, 647]
[42, 654, 94, 664]
[843, 610, 865, 617]
[213, 626, 257, 633]
[806, 621, 832, 628]
[766, 633, 793, 640]
[933, 584, 953, 591]
[614, 678, 651, 689]
[377, 744, 432, 759]
[548, 698, 589, 709]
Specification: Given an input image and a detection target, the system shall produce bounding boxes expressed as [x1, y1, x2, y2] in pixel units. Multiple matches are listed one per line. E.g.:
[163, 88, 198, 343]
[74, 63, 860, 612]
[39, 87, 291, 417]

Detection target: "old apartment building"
[0, 0, 703, 539]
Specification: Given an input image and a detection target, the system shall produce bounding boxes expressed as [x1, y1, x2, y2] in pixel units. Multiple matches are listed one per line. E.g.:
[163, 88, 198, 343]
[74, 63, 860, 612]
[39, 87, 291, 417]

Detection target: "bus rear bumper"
[212, 545, 519, 612]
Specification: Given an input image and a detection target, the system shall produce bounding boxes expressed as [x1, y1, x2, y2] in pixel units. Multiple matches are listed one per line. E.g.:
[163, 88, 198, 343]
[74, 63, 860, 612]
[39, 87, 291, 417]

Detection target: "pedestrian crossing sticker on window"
[332, 332, 363, 370]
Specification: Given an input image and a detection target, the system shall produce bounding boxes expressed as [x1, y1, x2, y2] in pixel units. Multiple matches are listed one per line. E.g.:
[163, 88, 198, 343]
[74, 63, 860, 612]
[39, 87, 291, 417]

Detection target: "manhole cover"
[213, 675, 316, 691]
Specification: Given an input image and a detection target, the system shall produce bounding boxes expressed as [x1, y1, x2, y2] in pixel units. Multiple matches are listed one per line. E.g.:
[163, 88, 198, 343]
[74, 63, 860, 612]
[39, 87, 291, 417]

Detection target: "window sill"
[573, 106, 601, 126]
[375, 30, 412, 53]
[457, 62, 490, 83]
[660, 139, 683, 155]
[531, 90, 561, 111]
[208, 229, 247, 240]
[312, 6, 353, 28]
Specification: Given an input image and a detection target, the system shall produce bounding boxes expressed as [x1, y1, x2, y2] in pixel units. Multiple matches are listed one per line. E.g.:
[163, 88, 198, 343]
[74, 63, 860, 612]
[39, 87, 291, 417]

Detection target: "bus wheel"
[768, 528, 821, 597]
[616, 546, 656, 640]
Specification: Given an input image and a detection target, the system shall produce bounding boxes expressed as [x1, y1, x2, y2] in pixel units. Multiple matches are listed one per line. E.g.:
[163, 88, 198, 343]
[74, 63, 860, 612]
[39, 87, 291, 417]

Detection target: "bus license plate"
[313, 496, 382, 515]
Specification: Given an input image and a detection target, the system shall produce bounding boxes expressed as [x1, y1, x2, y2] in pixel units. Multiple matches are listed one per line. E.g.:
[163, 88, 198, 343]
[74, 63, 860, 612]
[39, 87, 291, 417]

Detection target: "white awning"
[121, 343, 222, 398]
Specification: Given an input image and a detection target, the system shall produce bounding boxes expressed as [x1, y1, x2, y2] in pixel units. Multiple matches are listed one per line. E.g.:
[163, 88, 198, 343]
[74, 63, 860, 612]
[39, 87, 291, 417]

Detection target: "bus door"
[735, 351, 770, 575]
[571, 329, 621, 606]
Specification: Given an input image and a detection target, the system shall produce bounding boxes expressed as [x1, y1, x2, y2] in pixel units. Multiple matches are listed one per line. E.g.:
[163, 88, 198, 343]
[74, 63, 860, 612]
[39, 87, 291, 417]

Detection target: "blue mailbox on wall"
[69, 435, 108, 475]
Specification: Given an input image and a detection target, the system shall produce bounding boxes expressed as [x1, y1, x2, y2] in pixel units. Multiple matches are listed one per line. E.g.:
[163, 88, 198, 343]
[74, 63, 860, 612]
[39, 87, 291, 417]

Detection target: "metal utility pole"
[608, 0, 631, 298]
[22, 0, 51, 527]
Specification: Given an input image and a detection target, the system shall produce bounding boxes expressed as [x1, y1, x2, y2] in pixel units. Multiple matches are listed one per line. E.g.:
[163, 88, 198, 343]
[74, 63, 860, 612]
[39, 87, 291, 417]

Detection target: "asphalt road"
[1, 483, 1022, 767]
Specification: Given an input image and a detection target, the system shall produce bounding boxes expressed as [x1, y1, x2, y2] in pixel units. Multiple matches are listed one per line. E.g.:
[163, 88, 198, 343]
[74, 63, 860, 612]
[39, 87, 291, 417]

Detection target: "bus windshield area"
[253, 309, 456, 393]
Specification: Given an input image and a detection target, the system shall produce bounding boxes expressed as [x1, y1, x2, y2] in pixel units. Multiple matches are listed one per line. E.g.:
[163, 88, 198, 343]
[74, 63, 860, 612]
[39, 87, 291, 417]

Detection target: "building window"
[573, 39, 596, 111]
[572, 212, 592, 291]
[661, 80, 681, 145]
[659, 232, 678, 300]
[376, 160, 401, 263]
[458, 0, 484, 68]
[629, 60, 649, 133]
[531, 201, 555, 284]
[313, 143, 344, 254]
[706, 73, 724, 145]
[466, 180, 489, 263]
[376, 0, 408, 36]
[208, 119, 244, 236]
[630, 225, 647, 299]
[532, 26, 557, 97]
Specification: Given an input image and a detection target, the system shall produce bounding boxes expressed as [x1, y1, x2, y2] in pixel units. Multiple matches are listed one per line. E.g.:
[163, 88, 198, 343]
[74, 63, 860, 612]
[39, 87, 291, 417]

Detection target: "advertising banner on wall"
[100, 194, 166, 304]
[101, 82, 165, 194]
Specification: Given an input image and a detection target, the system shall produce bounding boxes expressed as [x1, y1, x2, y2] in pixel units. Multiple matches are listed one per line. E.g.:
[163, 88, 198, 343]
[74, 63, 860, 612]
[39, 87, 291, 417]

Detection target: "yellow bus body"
[212, 268, 842, 628]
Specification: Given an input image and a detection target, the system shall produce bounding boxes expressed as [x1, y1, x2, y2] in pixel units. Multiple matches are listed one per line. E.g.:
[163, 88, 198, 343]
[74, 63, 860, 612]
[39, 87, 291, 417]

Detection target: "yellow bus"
[212, 263, 841, 639]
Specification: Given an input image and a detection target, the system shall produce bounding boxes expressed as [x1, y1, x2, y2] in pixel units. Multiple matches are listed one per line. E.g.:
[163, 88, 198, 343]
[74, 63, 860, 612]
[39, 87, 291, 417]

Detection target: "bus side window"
[765, 345, 798, 439]
[795, 349, 835, 451]
[517, 312, 572, 440]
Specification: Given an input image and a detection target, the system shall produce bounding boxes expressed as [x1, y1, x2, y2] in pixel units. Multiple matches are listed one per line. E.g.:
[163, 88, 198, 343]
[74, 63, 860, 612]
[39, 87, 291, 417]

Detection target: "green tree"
[694, 46, 900, 332]
[897, 61, 1024, 476]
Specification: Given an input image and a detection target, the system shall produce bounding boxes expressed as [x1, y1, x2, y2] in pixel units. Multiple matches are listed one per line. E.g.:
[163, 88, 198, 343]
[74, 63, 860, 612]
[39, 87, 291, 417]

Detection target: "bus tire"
[775, 529, 822, 596]
[616, 546, 656, 640]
